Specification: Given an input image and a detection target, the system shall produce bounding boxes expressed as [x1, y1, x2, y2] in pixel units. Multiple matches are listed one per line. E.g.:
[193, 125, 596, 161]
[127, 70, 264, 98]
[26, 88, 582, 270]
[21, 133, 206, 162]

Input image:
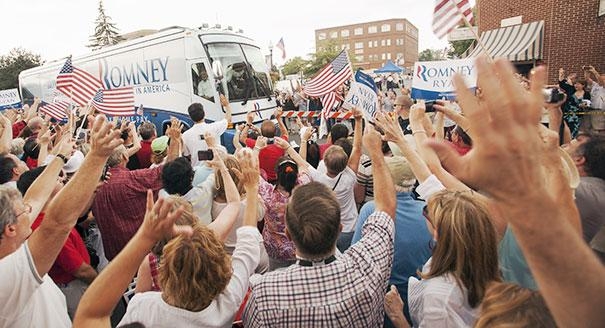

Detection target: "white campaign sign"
[411, 58, 477, 101]
[343, 82, 379, 122]
[0, 88, 21, 110]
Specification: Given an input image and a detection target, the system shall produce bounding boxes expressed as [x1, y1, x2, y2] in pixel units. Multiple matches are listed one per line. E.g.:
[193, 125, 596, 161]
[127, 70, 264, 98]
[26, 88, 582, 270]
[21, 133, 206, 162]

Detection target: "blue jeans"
[337, 231, 354, 253]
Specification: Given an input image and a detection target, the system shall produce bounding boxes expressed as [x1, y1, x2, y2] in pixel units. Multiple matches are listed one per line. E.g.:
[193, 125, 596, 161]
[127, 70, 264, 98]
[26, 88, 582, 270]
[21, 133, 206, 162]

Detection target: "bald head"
[324, 145, 348, 176]
[261, 120, 276, 138]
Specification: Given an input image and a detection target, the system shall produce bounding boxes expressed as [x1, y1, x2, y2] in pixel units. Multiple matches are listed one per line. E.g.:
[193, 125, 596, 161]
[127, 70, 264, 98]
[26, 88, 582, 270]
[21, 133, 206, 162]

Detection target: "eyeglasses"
[15, 203, 32, 219]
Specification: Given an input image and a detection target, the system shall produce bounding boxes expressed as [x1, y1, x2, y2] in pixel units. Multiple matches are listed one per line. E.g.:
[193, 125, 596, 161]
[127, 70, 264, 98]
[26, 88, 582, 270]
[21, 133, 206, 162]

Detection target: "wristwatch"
[56, 154, 68, 163]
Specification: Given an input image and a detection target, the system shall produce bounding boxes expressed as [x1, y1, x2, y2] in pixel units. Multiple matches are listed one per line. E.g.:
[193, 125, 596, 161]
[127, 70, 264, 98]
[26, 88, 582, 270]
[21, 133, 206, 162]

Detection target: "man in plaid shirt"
[243, 126, 397, 327]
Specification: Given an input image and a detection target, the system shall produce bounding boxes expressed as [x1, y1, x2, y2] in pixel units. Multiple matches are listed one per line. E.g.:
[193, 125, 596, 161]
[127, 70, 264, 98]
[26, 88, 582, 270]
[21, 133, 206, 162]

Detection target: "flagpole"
[456, 5, 493, 60]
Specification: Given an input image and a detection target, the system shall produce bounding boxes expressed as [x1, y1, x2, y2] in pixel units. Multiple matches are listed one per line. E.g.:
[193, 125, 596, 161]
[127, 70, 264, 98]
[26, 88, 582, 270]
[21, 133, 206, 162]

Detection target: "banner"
[0, 88, 21, 110]
[343, 70, 379, 122]
[411, 58, 477, 100]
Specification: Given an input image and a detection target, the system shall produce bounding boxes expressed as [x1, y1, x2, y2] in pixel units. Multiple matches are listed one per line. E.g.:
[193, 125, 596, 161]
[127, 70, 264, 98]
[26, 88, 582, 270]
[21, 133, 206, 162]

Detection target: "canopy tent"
[374, 60, 403, 73]
[466, 21, 544, 62]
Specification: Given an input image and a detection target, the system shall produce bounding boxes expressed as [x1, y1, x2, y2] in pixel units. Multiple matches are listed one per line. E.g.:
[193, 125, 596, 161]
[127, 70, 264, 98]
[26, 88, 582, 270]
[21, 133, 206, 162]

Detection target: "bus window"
[241, 44, 272, 98]
[192, 63, 215, 102]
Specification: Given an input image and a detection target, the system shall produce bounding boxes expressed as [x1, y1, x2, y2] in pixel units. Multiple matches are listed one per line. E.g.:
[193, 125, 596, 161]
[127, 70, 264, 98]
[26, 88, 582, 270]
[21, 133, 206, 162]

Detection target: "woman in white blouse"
[387, 190, 501, 328]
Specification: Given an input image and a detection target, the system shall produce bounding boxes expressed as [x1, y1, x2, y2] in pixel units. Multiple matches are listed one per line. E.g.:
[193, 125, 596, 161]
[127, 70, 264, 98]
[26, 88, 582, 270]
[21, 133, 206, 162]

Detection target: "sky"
[0, 0, 475, 65]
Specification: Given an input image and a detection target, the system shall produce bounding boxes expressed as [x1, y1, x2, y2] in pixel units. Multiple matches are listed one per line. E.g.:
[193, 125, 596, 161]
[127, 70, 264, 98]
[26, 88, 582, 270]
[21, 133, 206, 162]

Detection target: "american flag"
[40, 101, 71, 120]
[432, 0, 473, 39]
[320, 92, 345, 119]
[56, 57, 104, 107]
[303, 50, 352, 97]
[276, 38, 286, 60]
[91, 87, 135, 116]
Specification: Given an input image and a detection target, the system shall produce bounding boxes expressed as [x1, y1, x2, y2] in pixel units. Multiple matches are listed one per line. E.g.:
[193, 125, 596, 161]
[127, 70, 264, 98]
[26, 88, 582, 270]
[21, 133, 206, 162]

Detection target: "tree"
[305, 41, 342, 77]
[88, 0, 124, 50]
[418, 49, 446, 62]
[281, 57, 309, 76]
[0, 48, 43, 90]
[448, 39, 474, 58]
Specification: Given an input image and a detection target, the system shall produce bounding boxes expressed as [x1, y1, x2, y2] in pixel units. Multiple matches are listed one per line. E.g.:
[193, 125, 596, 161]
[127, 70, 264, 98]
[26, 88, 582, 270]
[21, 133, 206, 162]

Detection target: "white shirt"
[159, 174, 216, 225]
[416, 174, 446, 201]
[212, 198, 265, 249]
[591, 83, 605, 110]
[119, 227, 262, 328]
[408, 259, 479, 328]
[308, 166, 358, 232]
[182, 120, 228, 167]
[197, 79, 214, 99]
[0, 242, 71, 328]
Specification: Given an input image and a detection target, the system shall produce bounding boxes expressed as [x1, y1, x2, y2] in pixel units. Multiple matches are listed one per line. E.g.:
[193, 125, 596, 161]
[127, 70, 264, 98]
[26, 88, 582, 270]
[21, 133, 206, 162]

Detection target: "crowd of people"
[0, 57, 604, 328]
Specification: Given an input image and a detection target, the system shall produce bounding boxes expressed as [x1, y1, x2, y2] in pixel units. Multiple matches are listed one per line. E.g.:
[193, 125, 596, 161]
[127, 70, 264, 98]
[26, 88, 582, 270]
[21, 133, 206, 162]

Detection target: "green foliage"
[88, 0, 124, 50]
[448, 39, 474, 58]
[0, 48, 43, 90]
[304, 41, 342, 77]
[418, 49, 445, 62]
[281, 56, 309, 76]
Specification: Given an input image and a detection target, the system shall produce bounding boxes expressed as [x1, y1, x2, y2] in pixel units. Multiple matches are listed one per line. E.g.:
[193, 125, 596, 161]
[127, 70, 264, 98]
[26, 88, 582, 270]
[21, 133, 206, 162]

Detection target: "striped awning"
[467, 21, 544, 61]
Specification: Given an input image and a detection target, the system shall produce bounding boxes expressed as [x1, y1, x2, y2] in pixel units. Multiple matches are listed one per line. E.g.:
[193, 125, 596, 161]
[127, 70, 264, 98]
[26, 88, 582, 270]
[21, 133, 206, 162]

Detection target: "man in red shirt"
[135, 122, 157, 168]
[240, 108, 289, 183]
[17, 163, 98, 319]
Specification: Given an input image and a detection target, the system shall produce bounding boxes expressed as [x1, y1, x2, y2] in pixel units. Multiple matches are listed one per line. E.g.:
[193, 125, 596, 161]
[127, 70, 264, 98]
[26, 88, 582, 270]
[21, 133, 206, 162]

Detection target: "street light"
[268, 41, 273, 71]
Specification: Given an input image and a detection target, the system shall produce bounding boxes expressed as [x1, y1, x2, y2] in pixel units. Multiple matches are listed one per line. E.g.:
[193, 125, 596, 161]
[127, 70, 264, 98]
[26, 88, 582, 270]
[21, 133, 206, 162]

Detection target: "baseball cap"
[151, 136, 169, 154]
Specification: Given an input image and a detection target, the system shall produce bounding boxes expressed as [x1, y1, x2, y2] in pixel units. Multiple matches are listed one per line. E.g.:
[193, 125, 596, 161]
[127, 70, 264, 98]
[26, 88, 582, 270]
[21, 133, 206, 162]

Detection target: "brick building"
[475, 0, 605, 82]
[314, 19, 419, 70]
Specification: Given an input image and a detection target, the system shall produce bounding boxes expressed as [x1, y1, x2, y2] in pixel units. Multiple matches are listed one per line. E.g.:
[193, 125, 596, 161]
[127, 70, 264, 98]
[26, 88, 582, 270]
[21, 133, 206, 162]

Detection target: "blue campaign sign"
[344, 71, 379, 122]
[354, 70, 377, 93]
[411, 58, 477, 100]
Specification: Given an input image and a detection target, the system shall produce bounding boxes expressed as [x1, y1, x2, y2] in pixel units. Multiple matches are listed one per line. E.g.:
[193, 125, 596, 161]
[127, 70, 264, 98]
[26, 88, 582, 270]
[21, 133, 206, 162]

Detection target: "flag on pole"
[40, 101, 71, 120]
[91, 87, 135, 116]
[56, 57, 104, 107]
[303, 50, 352, 118]
[276, 38, 286, 60]
[432, 0, 473, 39]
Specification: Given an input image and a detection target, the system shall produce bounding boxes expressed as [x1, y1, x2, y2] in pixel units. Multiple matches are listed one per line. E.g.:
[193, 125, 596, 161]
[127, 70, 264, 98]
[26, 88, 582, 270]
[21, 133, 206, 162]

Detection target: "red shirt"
[91, 165, 163, 260]
[12, 120, 26, 138]
[30, 213, 90, 284]
[246, 136, 288, 182]
[25, 157, 38, 170]
[319, 142, 332, 159]
[136, 140, 153, 168]
[447, 141, 472, 156]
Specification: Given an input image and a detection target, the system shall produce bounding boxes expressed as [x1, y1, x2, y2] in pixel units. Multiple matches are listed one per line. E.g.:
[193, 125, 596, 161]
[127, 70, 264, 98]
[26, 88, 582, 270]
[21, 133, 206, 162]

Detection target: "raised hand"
[89, 115, 124, 158]
[362, 124, 383, 154]
[233, 149, 260, 190]
[351, 106, 363, 120]
[167, 117, 183, 140]
[203, 131, 217, 148]
[220, 94, 229, 107]
[51, 134, 76, 158]
[140, 190, 191, 242]
[426, 57, 547, 204]
[255, 135, 268, 149]
[273, 136, 290, 150]
[275, 106, 283, 118]
[246, 110, 256, 124]
[375, 111, 404, 143]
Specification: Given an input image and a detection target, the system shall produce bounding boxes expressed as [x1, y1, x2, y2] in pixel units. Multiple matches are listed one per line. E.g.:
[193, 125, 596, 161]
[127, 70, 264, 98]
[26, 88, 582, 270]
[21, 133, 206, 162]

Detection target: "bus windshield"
[206, 42, 272, 103]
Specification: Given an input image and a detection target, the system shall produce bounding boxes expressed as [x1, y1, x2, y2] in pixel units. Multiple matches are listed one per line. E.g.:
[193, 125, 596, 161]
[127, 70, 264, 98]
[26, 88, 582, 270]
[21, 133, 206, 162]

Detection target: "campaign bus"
[19, 25, 276, 143]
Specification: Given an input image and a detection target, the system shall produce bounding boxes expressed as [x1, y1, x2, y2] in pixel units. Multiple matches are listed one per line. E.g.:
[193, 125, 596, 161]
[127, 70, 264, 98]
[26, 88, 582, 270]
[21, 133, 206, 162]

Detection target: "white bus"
[19, 25, 276, 146]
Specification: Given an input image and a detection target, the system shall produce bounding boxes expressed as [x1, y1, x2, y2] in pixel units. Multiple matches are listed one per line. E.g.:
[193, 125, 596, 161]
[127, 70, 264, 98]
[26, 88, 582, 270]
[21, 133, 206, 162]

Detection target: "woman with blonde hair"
[406, 190, 501, 327]
[118, 149, 263, 327]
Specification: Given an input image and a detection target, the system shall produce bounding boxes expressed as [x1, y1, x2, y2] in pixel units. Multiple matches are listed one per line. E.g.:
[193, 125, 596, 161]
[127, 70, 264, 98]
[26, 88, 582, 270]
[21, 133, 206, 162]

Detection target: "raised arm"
[165, 117, 182, 163]
[434, 101, 471, 136]
[0, 112, 12, 154]
[363, 125, 395, 218]
[427, 58, 605, 327]
[73, 192, 189, 327]
[28, 116, 122, 278]
[347, 107, 363, 173]
[275, 107, 289, 139]
[299, 127, 314, 162]
[236, 149, 260, 227]
[233, 124, 244, 152]
[220, 94, 232, 124]
[240, 111, 255, 145]
[206, 149, 241, 241]
[275, 136, 309, 171]
[125, 123, 141, 158]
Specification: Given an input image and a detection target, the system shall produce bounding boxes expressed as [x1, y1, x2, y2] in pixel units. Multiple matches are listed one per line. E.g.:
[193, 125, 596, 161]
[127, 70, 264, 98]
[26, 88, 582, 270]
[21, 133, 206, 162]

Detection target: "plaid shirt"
[91, 166, 163, 260]
[243, 211, 394, 327]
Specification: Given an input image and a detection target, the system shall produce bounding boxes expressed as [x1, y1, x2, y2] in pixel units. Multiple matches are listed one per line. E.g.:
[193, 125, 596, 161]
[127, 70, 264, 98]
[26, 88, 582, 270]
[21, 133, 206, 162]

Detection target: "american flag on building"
[56, 57, 104, 107]
[303, 50, 352, 118]
[91, 87, 135, 117]
[432, 0, 473, 39]
[40, 101, 72, 120]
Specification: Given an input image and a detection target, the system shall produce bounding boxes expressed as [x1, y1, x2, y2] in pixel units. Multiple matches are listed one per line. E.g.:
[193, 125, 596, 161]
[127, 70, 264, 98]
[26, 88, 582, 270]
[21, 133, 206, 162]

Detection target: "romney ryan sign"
[0, 89, 22, 110]
[411, 58, 477, 101]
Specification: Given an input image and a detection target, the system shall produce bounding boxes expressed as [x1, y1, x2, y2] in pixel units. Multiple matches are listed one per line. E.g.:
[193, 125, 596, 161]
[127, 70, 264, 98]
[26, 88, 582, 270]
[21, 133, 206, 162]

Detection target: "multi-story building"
[475, 0, 605, 82]
[314, 18, 419, 71]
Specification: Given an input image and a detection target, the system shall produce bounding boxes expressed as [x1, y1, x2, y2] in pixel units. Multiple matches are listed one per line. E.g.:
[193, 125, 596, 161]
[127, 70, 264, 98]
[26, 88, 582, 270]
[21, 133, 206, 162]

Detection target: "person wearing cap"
[150, 135, 169, 168]
[352, 156, 433, 326]
[394, 95, 414, 135]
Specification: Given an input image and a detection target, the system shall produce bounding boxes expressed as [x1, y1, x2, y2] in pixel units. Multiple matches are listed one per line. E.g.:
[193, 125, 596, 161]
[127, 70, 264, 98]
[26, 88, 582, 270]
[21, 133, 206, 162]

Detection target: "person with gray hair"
[0, 116, 123, 327]
[136, 121, 157, 168]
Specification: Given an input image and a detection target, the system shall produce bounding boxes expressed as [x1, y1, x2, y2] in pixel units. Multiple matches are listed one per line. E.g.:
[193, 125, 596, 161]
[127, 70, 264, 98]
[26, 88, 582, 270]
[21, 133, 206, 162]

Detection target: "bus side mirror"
[212, 60, 224, 81]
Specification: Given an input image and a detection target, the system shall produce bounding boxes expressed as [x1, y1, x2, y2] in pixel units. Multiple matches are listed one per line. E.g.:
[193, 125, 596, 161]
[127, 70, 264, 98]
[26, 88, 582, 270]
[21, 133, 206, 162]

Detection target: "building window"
[387, 39, 391, 46]
[382, 53, 386, 60]
[355, 42, 363, 49]
[368, 26, 377, 33]
[341, 29, 350, 37]
[381, 39, 386, 46]
[354, 27, 363, 35]
[373, 40, 378, 47]
[381, 24, 391, 32]
[330, 31, 338, 38]
[318, 32, 326, 40]
[355, 55, 364, 62]
[407, 26, 418, 38]
[368, 41, 372, 48]
[355, 49, 364, 55]
[387, 53, 392, 60]
[396, 23, 404, 31]
[600, 0, 605, 16]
